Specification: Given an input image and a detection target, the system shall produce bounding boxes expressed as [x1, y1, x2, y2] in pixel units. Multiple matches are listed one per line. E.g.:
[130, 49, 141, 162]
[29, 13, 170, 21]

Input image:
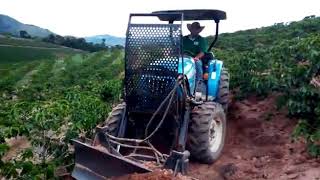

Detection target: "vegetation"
[0, 36, 61, 48]
[214, 15, 320, 52]
[19, 31, 31, 39]
[0, 36, 83, 62]
[42, 34, 123, 52]
[214, 15, 320, 156]
[0, 50, 124, 179]
[0, 46, 80, 63]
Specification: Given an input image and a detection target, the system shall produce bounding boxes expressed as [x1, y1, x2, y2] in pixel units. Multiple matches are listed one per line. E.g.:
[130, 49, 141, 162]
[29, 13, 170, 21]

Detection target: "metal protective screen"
[125, 23, 182, 112]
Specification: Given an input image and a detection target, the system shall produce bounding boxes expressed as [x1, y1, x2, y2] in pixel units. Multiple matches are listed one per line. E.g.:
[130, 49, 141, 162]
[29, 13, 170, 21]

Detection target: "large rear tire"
[100, 102, 126, 136]
[187, 102, 226, 164]
[217, 68, 230, 112]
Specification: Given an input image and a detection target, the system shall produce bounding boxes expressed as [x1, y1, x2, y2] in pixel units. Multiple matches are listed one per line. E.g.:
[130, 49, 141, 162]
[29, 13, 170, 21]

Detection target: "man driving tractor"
[183, 21, 208, 94]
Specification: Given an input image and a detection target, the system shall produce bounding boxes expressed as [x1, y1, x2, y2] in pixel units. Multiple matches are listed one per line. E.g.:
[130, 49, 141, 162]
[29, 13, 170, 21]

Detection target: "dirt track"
[120, 95, 320, 180]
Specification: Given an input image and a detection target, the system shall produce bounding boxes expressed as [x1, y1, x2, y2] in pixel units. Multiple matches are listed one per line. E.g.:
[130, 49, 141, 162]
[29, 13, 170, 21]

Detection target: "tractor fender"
[178, 57, 196, 94]
[207, 59, 223, 100]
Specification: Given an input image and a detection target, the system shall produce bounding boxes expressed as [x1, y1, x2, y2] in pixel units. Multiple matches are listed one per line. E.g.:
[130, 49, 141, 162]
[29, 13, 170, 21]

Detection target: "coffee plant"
[215, 18, 320, 156]
[0, 51, 123, 179]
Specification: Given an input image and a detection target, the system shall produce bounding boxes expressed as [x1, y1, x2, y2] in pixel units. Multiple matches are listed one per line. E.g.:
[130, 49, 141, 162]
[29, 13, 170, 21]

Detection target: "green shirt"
[182, 35, 207, 57]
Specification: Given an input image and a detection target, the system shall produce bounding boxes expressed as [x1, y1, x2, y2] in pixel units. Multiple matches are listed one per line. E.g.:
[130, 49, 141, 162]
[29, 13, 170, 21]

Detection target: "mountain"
[0, 14, 53, 37]
[85, 34, 125, 46]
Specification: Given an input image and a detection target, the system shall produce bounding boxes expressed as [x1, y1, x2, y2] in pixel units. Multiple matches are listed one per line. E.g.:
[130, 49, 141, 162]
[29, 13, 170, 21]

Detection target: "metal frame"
[207, 21, 220, 52]
[123, 13, 193, 174]
[152, 9, 226, 21]
[126, 12, 185, 72]
[124, 13, 184, 113]
[152, 9, 226, 50]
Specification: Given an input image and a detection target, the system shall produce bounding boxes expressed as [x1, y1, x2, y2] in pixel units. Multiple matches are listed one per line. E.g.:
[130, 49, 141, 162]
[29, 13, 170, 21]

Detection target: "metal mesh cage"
[125, 23, 182, 112]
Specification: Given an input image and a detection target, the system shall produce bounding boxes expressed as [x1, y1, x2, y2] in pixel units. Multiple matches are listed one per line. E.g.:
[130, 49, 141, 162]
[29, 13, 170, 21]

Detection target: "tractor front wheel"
[99, 102, 126, 136]
[187, 102, 226, 164]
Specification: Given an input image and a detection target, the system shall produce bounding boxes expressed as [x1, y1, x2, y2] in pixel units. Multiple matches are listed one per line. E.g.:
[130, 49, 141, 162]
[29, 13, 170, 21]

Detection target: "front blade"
[72, 139, 151, 180]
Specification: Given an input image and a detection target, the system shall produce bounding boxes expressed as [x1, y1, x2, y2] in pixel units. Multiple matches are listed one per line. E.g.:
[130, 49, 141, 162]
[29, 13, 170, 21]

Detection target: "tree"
[101, 38, 106, 47]
[19, 30, 31, 39]
[41, 34, 109, 52]
[44, 34, 56, 43]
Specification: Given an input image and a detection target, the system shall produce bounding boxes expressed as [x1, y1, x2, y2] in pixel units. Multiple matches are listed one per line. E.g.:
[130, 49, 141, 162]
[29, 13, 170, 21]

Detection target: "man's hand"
[194, 52, 204, 61]
[193, 57, 200, 61]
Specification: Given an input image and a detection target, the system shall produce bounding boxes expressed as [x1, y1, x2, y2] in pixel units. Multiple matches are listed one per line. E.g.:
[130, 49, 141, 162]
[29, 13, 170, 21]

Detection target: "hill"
[85, 34, 125, 46]
[214, 15, 320, 52]
[0, 36, 82, 62]
[0, 14, 53, 37]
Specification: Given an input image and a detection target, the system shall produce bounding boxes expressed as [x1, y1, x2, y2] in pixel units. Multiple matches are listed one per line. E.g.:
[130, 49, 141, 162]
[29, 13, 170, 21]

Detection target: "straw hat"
[187, 22, 205, 34]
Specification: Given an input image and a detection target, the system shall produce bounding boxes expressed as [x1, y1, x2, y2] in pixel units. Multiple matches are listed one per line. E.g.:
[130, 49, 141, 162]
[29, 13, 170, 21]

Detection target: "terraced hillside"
[0, 36, 82, 62]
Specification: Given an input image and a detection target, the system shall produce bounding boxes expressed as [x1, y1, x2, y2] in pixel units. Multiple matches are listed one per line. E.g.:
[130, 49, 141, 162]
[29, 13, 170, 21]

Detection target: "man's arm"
[194, 52, 205, 61]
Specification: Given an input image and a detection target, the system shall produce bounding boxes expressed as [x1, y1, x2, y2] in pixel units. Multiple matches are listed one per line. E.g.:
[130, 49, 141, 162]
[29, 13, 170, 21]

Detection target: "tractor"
[72, 9, 229, 179]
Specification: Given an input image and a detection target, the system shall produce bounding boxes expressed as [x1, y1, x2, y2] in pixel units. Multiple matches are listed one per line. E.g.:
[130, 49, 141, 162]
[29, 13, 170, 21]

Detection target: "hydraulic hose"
[143, 82, 178, 141]
[144, 79, 180, 141]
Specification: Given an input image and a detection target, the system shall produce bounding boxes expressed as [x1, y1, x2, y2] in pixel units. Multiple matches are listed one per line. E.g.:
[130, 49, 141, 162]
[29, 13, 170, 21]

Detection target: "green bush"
[100, 79, 122, 102]
[0, 50, 123, 178]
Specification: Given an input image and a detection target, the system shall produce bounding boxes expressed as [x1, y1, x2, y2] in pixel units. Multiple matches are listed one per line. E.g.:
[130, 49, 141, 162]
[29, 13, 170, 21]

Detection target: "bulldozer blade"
[72, 139, 151, 180]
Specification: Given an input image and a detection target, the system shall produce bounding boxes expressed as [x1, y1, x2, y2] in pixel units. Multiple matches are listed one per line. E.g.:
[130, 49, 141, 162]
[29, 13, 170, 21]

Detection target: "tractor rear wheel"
[217, 68, 230, 112]
[101, 102, 126, 136]
[187, 102, 226, 164]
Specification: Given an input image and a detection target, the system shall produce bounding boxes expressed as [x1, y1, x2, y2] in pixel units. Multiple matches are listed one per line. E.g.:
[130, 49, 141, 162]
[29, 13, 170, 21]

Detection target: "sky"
[0, 0, 319, 37]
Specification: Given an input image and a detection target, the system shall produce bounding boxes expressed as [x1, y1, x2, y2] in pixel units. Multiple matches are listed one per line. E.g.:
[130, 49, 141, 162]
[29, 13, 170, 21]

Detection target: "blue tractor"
[72, 9, 229, 179]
